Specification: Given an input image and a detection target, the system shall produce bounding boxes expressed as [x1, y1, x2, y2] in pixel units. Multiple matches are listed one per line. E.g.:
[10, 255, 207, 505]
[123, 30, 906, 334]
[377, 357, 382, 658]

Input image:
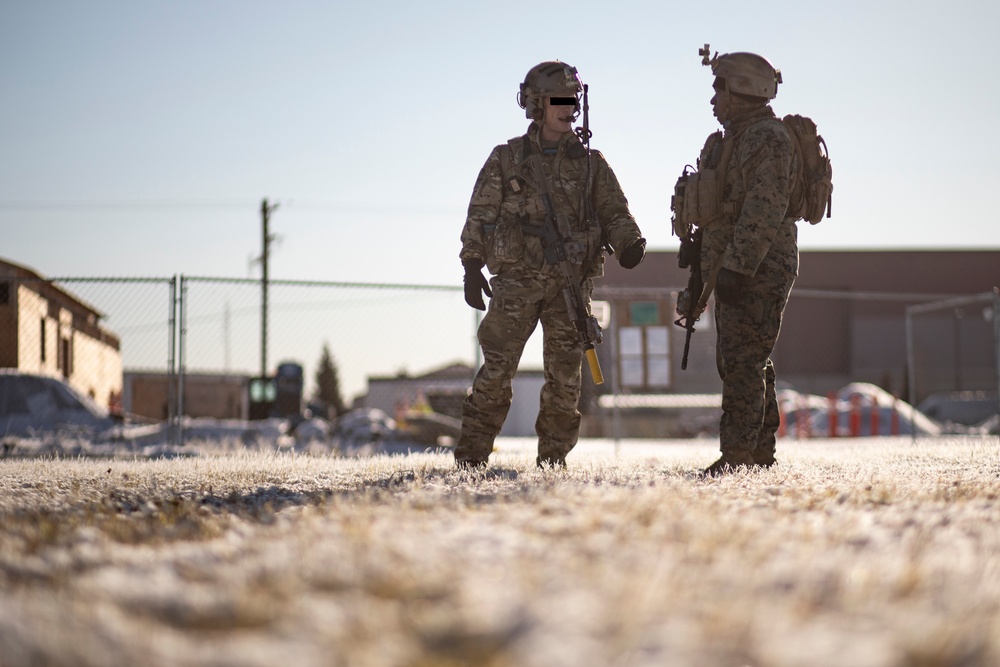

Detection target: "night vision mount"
[699, 43, 717, 67]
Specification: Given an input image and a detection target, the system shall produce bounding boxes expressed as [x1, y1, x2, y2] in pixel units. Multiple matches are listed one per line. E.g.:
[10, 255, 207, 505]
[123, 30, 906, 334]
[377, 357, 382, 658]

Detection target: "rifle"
[575, 84, 596, 225]
[673, 228, 703, 371]
[575, 83, 615, 256]
[522, 154, 605, 385]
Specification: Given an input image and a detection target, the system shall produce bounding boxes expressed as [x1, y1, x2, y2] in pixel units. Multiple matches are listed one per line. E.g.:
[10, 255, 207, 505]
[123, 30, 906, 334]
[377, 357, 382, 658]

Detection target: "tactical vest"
[671, 130, 739, 238]
[487, 133, 604, 277]
[672, 114, 832, 237]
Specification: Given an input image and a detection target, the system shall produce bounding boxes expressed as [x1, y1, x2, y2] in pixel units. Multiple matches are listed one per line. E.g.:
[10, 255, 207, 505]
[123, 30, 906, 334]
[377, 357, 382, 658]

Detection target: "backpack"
[783, 114, 833, 224]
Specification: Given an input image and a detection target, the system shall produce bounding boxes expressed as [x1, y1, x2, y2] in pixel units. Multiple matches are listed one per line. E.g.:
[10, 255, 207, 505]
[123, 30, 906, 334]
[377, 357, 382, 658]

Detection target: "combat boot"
[702, 449, 756, 477]
[536, 455, 567, 470]
[454, 436, 492, 470]
[455, 457, 488, 470]
[752, 448, 777, 468]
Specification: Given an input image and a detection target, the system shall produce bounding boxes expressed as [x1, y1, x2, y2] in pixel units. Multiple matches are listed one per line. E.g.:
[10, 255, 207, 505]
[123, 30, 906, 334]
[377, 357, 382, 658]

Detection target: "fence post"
[905, 306, 917, 444]
[609, 301, 622, 451]
[168, 276, 178, 446]
[891, 393, 900, 436]
[178, 274, 187, 446]
[472, 308, 481, 380]
[995, 288, 1000, 427]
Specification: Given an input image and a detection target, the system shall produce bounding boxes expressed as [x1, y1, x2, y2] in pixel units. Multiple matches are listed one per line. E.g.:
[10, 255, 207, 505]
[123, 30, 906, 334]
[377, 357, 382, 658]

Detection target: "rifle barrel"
[680, 330, 693, 371]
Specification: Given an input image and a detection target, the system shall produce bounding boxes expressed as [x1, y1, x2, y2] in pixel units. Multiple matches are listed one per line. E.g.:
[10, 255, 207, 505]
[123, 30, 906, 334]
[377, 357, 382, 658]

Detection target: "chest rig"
[501, 133, 597, 270]
[670, 130, 741, 239]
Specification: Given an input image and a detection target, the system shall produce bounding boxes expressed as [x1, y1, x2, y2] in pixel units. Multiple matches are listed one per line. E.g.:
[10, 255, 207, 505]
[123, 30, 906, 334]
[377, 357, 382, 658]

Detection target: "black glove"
[715, 267, 749, 306]
[618, 237, 646, 269]
[462, 259, 493, 311]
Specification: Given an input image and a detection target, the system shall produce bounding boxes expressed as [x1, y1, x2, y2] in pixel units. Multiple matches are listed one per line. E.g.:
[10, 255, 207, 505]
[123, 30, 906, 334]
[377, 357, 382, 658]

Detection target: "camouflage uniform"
[456, 122, 642, 465]
[700, 105, 800, 465]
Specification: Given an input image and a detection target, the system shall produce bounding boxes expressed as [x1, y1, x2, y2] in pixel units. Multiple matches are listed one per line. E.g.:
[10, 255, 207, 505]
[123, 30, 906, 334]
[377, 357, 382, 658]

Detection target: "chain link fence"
[2, 274, 471, 445]
[178, 277, 469, 416]
[906, 291, 1000, 424]
[3, 272, 997, 445]
[2, 276, 176, 400]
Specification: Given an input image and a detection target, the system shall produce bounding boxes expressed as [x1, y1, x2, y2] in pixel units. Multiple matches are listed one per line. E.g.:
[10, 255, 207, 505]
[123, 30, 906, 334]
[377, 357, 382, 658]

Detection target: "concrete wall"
[365, 370, 546, 437]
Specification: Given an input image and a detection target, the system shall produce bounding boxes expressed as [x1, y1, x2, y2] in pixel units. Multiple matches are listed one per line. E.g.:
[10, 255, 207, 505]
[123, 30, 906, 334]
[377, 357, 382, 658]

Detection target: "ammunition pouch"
[672, 168, 735, 234]
[559, 212, 588, 266]
[484, 215, 527, 275]
[491, 131, 603, 277]
[492, 216, 525, 265]
[671, 131, 740, 236]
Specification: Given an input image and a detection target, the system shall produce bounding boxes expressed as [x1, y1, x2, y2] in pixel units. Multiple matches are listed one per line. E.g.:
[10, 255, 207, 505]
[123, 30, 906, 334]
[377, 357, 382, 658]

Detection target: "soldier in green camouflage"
[457, 60, 645, 469]
[681, 48, 801, 476]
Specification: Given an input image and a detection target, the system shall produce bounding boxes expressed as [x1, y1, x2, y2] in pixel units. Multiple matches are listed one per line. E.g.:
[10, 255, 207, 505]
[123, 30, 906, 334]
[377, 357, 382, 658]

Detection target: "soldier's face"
[542, 97, 574, 136]
[711, 77, 730, 124]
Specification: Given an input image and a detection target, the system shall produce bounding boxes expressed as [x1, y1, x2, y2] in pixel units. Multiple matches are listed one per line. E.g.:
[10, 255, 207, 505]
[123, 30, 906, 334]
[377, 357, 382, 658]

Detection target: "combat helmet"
[518, 61, 583, 120]
[700, 44, 781, 100]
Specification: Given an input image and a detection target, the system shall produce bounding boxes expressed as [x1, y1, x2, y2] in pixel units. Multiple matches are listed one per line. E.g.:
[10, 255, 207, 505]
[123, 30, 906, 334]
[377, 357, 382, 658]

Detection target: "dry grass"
[1, 437, 999, 667]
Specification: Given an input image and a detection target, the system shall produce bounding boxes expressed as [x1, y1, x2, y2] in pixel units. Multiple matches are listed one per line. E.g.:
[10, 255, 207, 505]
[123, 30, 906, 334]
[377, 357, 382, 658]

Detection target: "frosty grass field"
[2, 436, 999, 667]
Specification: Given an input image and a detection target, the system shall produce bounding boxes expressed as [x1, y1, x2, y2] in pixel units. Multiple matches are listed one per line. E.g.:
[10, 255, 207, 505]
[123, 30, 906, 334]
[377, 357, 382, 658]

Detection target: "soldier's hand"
[716, 267, 749, 306]
[618, 237, 646, 269]
[462, 259, 493, 311]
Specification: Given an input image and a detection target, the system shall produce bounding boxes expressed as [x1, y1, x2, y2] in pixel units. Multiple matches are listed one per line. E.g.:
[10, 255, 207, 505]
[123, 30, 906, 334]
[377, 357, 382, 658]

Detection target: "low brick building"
[588, 249, 999, 436]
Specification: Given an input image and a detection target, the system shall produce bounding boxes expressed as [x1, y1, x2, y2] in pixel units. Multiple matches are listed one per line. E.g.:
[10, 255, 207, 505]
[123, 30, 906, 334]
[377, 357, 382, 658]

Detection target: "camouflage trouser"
[715, 271, 794, 460]
[455, 269, 592, 464]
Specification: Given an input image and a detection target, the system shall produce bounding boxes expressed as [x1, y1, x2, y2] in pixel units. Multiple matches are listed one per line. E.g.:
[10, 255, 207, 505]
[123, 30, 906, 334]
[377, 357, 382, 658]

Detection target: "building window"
[645, 327, 670, 386]
[616, 301, 671, 390]
[0, 282, 9, 305]
[619, 327, 645, 387]
[40, 318, 46, 362]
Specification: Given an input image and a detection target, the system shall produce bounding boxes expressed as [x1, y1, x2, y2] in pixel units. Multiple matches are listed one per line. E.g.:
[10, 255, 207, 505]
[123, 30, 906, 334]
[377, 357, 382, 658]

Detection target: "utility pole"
[260, 198, 279, 378]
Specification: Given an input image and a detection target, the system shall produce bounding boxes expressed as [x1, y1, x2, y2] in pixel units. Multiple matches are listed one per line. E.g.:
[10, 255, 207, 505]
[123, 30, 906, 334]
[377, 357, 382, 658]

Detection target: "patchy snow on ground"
[0, 408, 452, 460]
[1, 437, 999, 667]
[2, 371, 995, 462]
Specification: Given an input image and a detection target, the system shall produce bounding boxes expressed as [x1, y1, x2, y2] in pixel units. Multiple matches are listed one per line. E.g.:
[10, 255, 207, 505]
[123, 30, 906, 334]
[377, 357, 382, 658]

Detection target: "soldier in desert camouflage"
[456, 60, 645, 469]
[673, 47, 801, 476]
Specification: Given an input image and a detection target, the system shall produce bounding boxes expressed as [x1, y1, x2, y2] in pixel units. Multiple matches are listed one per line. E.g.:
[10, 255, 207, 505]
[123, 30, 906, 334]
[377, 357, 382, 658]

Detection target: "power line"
[0, 199, 464, 214]
[0, 200, 255, 210]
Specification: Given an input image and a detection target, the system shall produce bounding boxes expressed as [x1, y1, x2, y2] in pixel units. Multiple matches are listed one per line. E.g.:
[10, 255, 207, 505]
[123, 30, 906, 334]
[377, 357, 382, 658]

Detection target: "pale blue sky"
[2, 0, 998, 398]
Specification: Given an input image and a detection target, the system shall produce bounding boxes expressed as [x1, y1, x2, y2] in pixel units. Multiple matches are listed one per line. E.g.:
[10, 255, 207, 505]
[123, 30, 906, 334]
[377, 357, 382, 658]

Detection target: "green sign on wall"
[629, 301, 659, 326]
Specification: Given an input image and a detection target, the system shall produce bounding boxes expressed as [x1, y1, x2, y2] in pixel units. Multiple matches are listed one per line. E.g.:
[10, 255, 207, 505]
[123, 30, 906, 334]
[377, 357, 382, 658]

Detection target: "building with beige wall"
[0, 258, 122, 408]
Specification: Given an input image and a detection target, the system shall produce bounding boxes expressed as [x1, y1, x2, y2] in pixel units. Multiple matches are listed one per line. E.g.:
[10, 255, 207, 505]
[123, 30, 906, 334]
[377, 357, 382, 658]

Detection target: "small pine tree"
[314, 343, 347, 418]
